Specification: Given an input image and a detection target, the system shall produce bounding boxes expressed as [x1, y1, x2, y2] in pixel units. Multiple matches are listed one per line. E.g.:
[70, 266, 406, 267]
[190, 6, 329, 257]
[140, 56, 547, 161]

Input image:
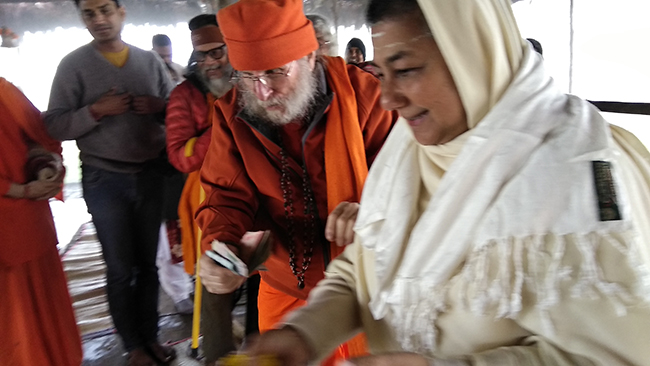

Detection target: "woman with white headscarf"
[247, 0, 650, 365]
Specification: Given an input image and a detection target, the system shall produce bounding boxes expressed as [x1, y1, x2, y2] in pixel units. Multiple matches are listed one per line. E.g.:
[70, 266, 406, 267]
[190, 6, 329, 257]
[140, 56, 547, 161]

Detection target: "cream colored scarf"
[355, 0, 650, 355]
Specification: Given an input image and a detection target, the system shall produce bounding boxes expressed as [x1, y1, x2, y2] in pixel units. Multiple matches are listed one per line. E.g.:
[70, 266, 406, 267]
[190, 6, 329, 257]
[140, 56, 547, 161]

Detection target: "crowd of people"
[1, 0, 650, 365]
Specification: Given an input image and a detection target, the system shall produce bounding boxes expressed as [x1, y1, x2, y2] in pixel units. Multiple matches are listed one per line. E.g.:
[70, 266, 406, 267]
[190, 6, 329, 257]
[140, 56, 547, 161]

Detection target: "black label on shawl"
[592, 161, 622, 221]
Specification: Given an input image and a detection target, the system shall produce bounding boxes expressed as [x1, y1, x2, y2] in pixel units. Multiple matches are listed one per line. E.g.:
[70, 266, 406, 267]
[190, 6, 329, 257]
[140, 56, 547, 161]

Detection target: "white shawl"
[355, 43, 650, 355]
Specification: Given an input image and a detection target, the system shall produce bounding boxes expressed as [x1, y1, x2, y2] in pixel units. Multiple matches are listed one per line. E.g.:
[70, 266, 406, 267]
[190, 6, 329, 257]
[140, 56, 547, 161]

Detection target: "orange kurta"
[0, 78, 82, 366]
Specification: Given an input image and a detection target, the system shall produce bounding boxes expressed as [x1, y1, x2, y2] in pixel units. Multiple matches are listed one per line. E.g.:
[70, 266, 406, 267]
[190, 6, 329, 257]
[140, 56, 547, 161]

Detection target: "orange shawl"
[323, 57, 368, 259]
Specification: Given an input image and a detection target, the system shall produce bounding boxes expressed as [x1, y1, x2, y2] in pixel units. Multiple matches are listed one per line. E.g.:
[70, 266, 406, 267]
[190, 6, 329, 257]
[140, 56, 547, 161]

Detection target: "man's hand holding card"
[200, 231, 272, 294]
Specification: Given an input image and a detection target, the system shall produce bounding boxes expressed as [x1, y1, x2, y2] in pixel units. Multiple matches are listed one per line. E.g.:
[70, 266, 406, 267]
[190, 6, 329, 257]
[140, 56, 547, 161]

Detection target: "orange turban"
[217, 0, 319, 71]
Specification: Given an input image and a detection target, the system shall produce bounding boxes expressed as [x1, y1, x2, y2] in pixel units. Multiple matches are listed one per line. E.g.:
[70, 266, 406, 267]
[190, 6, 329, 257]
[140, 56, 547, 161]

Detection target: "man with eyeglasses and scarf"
[164, 14, 243, 365]
[195, 0, 397, 365]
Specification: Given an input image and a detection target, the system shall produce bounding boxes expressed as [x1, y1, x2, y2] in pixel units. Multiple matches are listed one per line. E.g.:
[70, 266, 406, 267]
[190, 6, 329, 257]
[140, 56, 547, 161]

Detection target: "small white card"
[208, 240, 249, 277]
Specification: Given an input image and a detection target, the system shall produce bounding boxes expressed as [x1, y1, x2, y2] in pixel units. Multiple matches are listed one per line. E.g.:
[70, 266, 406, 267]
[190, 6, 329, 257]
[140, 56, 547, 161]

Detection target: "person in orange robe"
[0, 78, 82, 366]
[195, 1, 398, 364]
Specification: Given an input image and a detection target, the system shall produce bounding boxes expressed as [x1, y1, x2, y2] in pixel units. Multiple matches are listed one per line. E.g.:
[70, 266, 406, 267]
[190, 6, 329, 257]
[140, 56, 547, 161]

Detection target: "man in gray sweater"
[43, 0, 175, 365]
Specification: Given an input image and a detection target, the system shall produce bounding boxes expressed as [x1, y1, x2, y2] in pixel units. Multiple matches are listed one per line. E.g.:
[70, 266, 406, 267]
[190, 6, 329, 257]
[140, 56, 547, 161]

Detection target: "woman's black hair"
[366, 0, 421, 25]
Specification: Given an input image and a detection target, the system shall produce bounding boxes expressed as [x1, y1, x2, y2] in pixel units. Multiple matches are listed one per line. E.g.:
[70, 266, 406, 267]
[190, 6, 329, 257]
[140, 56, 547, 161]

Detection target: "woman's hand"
[5, 180, 63, 200]
[344, 353, 431, 366]
[24, 180, 63, 200]
[325, 201, 360, 246]
[37, 166, 57, 181]
[37, 161, 65, 182]
[247, 327, 313, 366]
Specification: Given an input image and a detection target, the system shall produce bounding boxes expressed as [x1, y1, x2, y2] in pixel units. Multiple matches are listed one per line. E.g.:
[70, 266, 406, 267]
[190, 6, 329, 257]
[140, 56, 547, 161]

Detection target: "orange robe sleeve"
[196, 92, 258, 253]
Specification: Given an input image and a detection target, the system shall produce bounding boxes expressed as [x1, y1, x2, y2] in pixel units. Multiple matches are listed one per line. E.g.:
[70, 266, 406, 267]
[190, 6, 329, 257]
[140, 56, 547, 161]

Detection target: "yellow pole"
[190, 187, 206, 356]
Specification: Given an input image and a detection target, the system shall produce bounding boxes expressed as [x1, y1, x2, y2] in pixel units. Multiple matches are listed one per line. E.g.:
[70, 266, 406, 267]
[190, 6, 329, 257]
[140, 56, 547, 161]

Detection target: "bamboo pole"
[189, 187, 206, 357]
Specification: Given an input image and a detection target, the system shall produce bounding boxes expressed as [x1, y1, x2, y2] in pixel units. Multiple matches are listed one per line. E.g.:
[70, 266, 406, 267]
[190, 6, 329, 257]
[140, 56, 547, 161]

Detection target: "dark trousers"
[82, 164, 163, 351]
[245, 274, 260, 336]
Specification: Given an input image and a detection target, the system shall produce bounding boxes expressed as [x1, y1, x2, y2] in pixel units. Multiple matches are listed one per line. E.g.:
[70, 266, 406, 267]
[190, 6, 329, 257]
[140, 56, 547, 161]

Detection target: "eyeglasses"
[194, 45, 227, 62]
[231, 62, 294, 86]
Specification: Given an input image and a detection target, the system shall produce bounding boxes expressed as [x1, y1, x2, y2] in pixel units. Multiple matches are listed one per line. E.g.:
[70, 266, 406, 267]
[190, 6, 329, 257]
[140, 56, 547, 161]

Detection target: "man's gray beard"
[198, 64, 233, 98]
[206, 77, 232, 98]
[238, 59, 318, 126]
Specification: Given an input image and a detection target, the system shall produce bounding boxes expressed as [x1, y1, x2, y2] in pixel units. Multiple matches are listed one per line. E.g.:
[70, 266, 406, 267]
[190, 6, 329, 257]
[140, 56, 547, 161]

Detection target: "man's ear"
[307, 51, 317, 70]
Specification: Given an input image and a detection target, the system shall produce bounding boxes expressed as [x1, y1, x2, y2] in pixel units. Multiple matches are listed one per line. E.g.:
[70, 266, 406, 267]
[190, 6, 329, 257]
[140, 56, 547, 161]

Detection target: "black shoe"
[146, 342, 177, 364]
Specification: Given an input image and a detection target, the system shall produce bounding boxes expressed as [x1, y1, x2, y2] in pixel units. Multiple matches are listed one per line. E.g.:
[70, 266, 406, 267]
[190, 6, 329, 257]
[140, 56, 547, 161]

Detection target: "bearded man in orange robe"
[195, 1, 397, 364]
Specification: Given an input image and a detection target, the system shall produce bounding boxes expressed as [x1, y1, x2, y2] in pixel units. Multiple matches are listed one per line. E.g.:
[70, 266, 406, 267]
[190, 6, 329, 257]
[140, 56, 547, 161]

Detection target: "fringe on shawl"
[386, 231, 650, 356]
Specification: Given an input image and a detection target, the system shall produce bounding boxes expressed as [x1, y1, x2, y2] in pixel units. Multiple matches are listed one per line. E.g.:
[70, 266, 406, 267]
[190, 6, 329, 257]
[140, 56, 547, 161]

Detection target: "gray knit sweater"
[44, 43, 174, 173]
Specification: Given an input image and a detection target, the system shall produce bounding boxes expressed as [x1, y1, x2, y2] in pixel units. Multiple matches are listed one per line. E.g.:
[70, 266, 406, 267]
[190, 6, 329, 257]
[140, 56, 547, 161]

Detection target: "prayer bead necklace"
[278, 138, 316, 290]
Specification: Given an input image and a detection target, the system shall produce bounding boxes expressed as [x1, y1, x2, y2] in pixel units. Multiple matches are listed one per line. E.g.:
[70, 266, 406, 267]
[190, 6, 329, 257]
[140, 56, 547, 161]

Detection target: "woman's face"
[372, 15, 468, 145]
